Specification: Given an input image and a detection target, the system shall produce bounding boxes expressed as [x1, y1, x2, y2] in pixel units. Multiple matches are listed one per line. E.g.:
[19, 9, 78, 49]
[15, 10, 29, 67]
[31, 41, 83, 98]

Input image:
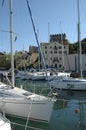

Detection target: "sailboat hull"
[50, 78, 86, 90]
[0, 97, 54, 122]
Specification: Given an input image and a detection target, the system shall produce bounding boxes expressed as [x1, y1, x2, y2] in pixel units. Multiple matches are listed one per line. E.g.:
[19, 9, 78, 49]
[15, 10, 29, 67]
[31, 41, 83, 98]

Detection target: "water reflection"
[58, 90, 86, 100]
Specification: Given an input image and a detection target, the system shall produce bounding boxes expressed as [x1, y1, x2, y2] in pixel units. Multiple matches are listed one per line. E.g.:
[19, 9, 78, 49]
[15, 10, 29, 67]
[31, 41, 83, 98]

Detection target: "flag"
[14, 36, 17, 42]
[2, 0, 5, 7]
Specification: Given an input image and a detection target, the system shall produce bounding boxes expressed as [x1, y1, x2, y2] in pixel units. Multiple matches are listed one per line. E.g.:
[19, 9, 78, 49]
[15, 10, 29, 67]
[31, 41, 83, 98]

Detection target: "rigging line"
[0, 30, 19, 42]
[6, 74, 13, 87]
[0, 30, 19, 35]
[25, 100, 33, 130]
[26, 0, 46, 71]
[26, 0, 53, 94]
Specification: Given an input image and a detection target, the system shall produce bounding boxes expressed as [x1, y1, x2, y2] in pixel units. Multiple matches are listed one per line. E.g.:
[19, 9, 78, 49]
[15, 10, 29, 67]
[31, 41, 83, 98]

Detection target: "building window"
[45, 46, 47, 49]
[50, 51, 52, 54]
[59, 46, 62, 49]
[64, 51, 67, 54]
[53, 57, 59, 62]
[54, 45, 57, 49]
[54, 57, 55, 60]
[50, 46, 52, 49]
[59, 57, 62, 60]
[55, 64, 57, 68]
[59, 64, 62, 68]
[50, 57, 52, 60]
[45, 51, 47, 54]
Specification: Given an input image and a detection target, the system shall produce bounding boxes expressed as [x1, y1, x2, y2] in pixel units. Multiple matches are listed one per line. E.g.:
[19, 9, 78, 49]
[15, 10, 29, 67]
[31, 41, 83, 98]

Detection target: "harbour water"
[6, 80, 86, 130]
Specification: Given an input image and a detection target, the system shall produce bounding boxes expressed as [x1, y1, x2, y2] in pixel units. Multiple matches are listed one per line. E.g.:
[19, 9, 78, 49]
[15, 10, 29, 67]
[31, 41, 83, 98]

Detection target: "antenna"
[48, 22, 50, 41]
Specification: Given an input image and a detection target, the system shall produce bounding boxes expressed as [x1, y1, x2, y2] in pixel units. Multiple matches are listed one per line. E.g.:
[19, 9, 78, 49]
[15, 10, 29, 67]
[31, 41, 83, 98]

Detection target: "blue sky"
[0, 0, 86, 53]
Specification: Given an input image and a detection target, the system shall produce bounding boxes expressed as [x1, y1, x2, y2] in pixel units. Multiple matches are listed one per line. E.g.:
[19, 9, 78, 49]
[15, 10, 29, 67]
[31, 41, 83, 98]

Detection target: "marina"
[0, 0, 86, 129]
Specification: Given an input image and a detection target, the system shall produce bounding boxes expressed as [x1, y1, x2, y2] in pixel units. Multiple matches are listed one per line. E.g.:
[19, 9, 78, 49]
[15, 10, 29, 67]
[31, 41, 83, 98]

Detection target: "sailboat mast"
[77, 0, 82, 78]
[9, 0, 15, 87]
[60, 22, 64, 71]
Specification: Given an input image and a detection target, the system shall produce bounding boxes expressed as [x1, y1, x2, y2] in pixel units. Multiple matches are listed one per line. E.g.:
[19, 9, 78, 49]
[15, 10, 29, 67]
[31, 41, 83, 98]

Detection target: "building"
[64, 54, 86, 72]
[50, 33, 66, 43]
[0, 52, 5, 55]
[40, 34, 69, 70]
[29, 45, 38, 54]
[28, 34, 86, 72]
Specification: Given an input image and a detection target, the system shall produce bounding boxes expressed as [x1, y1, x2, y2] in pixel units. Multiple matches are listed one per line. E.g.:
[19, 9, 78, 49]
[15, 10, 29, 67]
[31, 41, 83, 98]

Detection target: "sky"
[0, 0, 86, 53]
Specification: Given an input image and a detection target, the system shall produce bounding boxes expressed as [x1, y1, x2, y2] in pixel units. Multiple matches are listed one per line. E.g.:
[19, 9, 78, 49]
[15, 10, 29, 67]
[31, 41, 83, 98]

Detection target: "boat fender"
[75, 108, 79, 113]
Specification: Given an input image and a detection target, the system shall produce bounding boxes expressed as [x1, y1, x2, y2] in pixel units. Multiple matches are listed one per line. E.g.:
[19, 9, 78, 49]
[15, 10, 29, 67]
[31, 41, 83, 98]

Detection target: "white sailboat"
[31, 70, 46, 80]
[0, 84, 54, 122]
[50, 76, 86, 90]
[50, 0, 86, 91]
[0, 113, 11, 130]
[0, 0, 55, 122]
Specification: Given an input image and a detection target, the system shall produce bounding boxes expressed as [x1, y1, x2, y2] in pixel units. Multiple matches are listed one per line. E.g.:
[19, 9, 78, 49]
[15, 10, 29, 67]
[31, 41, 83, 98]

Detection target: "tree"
[0, 54, 11, 69]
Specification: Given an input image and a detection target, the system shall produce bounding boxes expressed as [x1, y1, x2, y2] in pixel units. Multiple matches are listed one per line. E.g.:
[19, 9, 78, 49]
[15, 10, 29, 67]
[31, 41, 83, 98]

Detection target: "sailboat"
[0, 0, 55, 122]
[50, 0, 86, 91]
[0, 113, 11, 130]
